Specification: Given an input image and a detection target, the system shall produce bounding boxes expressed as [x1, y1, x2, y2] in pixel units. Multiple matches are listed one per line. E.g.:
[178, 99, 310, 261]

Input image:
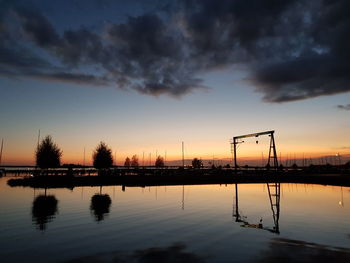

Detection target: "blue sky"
[1, 67, 349, 165]
[0, 0, 349, 165]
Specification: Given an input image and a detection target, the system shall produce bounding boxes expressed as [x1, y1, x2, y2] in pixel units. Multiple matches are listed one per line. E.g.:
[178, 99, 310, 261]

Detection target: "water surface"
[0, 177, 349, 262]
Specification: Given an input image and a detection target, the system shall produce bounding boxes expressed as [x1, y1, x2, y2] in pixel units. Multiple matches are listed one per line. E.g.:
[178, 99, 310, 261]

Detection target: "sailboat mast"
[37, 129, 41, 149]
[0, 138, 3, 165]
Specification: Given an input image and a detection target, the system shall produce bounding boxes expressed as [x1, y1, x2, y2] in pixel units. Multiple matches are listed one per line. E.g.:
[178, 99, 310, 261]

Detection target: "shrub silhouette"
[192, 158, 203, 168]
[92, 142, 113, 169]
[155, 156, 164, 167]
[131, 155, 139, 167]
[124, 157, 131, 167]
[36, 135, 62, 169]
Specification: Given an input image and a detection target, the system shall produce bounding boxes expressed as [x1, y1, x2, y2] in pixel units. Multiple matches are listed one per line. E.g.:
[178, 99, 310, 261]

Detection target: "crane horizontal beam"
[233, 130, 274, 140]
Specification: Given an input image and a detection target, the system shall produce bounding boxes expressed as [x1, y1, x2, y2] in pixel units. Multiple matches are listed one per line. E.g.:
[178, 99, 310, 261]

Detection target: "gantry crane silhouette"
[233, 183, 281, 234]
[231, 130, 278, 169]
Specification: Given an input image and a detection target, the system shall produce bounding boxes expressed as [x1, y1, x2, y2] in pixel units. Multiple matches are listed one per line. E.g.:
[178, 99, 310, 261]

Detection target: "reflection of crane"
[233, 183, 280, 234]
[267, 183, 280, 233]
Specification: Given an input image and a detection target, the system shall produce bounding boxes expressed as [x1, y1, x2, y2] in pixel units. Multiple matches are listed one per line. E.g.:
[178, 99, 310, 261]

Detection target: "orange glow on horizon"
[1, 146, 349, 166]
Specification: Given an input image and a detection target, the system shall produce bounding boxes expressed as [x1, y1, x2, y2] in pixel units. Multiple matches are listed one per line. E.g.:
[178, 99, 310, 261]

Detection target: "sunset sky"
[0, 0, 349, 165]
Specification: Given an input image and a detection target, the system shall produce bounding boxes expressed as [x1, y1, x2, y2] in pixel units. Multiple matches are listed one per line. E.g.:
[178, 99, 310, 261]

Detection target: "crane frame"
[232, 130, 278, 169]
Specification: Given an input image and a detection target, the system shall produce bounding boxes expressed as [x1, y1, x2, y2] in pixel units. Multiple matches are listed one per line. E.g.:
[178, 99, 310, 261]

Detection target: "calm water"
[0, 177, 349, 262]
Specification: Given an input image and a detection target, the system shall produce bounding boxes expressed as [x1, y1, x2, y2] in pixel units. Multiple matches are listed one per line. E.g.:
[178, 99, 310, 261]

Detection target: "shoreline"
[7, 172, 350, 188]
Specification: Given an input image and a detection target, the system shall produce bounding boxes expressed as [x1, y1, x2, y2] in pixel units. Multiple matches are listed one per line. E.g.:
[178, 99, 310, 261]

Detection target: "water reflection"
[32, 190, 58, 231]
[233, 183, 281, 234]
[258, 238, 350, 262]
[90, 187, 112, 222]
[1, 177, 349, 263]
[64, 243, 205, 263]
[339, 186, 344, 207]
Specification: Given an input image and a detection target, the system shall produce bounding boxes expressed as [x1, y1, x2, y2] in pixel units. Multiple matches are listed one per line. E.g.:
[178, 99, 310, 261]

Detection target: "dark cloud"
[15, 7, 61, 47]
[0, 0, 350, 101]
[0, 45, 53, 75]
[33, 72, 111, 86]
[337, 104, 350, 111]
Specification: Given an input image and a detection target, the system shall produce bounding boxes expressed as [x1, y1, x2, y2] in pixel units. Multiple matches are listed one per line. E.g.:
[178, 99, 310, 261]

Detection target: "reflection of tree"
[64, 243, 205, 262]
[32, 194, 58, 231]
[90, 194, 112, 222]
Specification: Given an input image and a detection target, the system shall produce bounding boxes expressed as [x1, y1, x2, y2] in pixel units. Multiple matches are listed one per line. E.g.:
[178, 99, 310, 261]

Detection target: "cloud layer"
[0, 0, 350, 102]
[337, 104, 350, 111]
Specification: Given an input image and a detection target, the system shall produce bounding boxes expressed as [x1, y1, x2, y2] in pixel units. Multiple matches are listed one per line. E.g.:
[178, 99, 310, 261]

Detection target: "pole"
[234, 184, 239, 221]
[182, 185, 185, 210]
[233, 138, 237, 169]
[83, 147, 86, 167]
[37, 129, 40, 149]
[182, 141, 185, 167]
[0, 138, 3, 165]
[271, 132, 278, 169]
[35, 130, 40, 169]
[279, 152, 282, 166]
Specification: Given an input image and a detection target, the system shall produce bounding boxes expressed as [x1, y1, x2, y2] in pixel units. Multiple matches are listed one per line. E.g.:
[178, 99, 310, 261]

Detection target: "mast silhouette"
[0, 138, 3, 165]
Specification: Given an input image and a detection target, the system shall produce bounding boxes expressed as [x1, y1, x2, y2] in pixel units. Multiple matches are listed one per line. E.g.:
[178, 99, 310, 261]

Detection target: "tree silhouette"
[155, 156, 164, 167]
[90, 193, 111, 222]
[32, 194, 58, 231]
[131, 155, 139, 167]
[345, 161, 350, 168]
[124, 157, 131, 167]
[36, 135, 62, 169]
[92, 142, 113, 169]
[192, 158, 203, 169]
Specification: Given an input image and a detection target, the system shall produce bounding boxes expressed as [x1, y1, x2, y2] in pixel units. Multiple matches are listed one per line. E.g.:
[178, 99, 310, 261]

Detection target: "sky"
[0, 0, 349, 165]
